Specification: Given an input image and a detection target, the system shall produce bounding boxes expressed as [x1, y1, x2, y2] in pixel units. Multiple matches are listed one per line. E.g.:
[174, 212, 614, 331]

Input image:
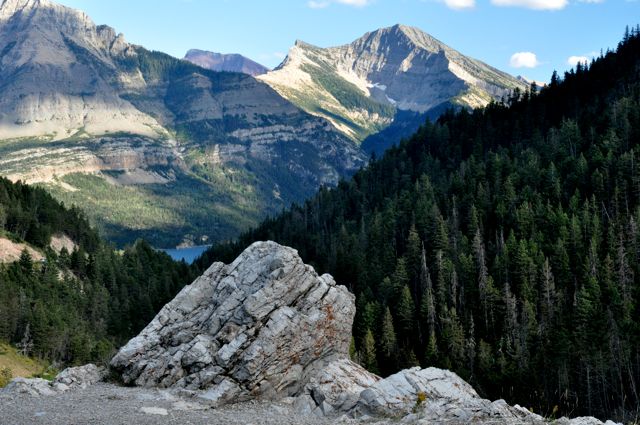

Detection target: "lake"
[159, 245, 211, 264]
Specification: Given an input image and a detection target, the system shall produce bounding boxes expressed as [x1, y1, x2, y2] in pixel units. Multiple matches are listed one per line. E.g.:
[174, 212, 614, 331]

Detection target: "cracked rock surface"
[110, 241, 355, 405]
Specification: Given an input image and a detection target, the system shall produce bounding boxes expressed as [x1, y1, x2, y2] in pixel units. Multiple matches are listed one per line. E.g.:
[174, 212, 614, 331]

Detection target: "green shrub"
[0, 367, 12, 388]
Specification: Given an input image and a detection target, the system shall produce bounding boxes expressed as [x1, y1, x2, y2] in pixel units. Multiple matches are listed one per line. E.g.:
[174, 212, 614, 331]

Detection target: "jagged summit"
[0, 0, 44, 14]
[293, 39, 318, 48]
[357, 23, 447, 52]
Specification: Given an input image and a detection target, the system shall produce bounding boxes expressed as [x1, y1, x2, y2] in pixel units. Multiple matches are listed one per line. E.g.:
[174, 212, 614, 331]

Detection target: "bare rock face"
[295, 358, 380, 417]
[300, 361, 619, 425]
[110, 241, 355, 405]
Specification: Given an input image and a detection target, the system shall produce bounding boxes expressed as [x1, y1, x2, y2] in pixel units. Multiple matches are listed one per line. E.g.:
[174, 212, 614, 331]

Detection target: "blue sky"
[60, 0, 637, 82]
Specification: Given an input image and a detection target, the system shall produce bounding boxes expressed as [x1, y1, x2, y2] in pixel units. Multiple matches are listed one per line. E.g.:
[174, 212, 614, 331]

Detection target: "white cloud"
[567, 55, 589, 66]
[491, 0, 568, 10]
[510, 52, 540, 68]
[307, 0, 371, 7]
[444, 0, 476, 9]
[337, 0, 371, 5]
[308, 0, 330, 8]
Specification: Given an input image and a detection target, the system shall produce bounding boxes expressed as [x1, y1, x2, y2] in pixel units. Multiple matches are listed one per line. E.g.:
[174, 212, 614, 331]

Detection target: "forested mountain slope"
[197, 27, 640, 421]
[0, 177, 196, 366]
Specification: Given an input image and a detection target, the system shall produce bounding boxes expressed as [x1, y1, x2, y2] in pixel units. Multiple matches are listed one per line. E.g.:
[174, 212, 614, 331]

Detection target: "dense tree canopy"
[0, 178, 196, 365]
[197, 27, 640, 421]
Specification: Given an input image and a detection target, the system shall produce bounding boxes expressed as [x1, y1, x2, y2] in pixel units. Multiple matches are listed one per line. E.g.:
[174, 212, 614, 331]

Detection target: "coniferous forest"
[197, 28, 640, 420]
[0, 178, 196, 365]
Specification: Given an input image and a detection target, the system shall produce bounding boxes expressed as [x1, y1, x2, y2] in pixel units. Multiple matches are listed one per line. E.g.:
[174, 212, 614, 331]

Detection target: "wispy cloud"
[307, 0, 372, 8]
[260, 52, 287, 61]
[510, 52, 541, 68]
[444, 0, 475, 9]
[491, 0, 568, 10]
[308, 0, 330, 8]
[567, 51, 597, 66]
[567, 55, 589, 66]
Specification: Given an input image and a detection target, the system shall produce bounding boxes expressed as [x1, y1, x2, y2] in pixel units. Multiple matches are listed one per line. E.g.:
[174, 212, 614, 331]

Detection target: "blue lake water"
[159, 245, 211, 264]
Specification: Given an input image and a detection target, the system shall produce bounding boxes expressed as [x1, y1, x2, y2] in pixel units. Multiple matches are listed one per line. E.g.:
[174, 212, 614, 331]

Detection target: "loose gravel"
[0, 383, 389, 425]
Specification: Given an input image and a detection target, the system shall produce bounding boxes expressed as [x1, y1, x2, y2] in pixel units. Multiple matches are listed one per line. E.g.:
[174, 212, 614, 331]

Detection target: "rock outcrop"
[2, 364, 105, 397]
[110, 241, 355, 405]
[355, 366, 540, 423]
[294, 358, 380, 417]
[298, 360, 619, 425]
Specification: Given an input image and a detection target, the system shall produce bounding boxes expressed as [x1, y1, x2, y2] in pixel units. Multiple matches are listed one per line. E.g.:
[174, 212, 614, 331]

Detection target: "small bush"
[32, 365, 58, 382]
[413, 391, 427, 413]
[0, 367, 12, 388]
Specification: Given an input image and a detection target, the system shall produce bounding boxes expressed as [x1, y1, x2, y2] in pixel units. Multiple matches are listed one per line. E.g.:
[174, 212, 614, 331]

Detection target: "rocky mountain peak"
[358, 23, 445, 54]
[260, 24, 527, 144]
[293, 39, 315, 49]
[0, 0, 122, 58]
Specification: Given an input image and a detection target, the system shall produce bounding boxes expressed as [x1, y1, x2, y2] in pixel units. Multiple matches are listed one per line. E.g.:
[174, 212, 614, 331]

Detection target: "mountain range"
[0, 0, 525, 247]
[0, 0, 363, 246]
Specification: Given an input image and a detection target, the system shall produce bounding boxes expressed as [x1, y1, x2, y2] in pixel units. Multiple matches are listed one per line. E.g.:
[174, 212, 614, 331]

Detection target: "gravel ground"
[0, 383, 382, 425]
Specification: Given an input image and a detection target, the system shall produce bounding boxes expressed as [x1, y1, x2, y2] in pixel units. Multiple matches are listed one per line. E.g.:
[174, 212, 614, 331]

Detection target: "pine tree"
[396, 285, 416, 344]
[406, 224, 422, 298]
[360, 329, 379, 374]
[378, 307, 398, 374]
[473, 229, 489, 329]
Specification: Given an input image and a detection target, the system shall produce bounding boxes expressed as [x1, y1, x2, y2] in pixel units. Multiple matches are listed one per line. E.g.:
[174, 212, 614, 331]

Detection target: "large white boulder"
[110, 241, 355, 405]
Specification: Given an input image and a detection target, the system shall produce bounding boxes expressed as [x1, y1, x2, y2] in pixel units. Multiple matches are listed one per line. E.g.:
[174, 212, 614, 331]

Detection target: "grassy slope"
[0, 343, 50, 381]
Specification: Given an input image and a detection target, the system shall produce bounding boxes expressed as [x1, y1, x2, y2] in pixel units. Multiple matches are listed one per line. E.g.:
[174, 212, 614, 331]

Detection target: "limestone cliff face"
[184, 49, 269, 76]
[259, 24, 527, 142]
[0, 0, 164, 140]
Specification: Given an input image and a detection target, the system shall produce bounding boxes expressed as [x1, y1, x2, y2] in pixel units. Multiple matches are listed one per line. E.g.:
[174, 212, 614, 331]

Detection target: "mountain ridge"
[259, 24, 527, 143]
[184, 49, 269, 76]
